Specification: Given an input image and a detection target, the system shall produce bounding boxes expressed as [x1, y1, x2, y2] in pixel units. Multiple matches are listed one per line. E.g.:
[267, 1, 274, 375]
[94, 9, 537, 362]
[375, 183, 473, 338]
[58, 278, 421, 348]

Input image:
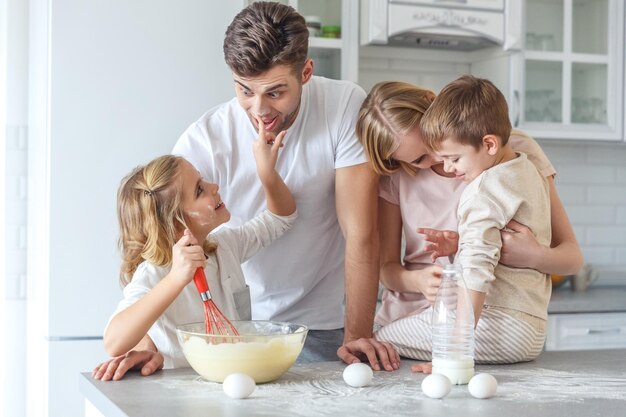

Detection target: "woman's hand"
[411, 265, 443, 304]
[500, 220, 542, 269]
[92, 350, 164, 381]
[252, 115, 286, 185]
[417, 228, 459, 263]
[170, 229, 206, 285]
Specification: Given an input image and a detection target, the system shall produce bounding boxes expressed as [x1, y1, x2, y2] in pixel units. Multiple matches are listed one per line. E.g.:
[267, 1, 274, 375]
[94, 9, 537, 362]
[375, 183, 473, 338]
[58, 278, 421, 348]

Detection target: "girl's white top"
[107, 209, 297, 368]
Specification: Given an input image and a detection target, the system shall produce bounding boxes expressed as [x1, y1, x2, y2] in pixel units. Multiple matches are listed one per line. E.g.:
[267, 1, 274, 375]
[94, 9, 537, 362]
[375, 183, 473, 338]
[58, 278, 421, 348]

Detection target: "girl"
[94, 121, 296, 380]
[349, 81, 583, 367]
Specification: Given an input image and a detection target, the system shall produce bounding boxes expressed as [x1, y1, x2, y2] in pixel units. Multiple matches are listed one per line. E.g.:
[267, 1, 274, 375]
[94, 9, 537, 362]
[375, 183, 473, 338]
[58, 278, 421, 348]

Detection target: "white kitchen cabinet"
[248, 0, 359, 82]
[511, 0, 624, 141]
[546, 312, 626, 351]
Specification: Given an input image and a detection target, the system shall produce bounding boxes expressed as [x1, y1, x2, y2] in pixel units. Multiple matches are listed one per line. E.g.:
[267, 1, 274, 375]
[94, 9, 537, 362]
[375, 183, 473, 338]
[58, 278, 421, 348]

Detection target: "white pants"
[374, 306, 546, 364]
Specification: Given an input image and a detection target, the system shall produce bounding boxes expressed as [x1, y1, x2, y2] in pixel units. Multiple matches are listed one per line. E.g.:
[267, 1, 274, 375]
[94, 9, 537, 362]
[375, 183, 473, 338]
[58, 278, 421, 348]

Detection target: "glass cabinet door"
[526, 0, 563, 53]
[518, 0, 623, 140]
[298, 0, 343, 80]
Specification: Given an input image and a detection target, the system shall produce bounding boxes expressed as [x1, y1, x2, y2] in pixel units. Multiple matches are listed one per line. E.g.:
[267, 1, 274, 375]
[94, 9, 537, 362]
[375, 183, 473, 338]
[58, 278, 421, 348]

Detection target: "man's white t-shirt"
[173, 76, 367, 329]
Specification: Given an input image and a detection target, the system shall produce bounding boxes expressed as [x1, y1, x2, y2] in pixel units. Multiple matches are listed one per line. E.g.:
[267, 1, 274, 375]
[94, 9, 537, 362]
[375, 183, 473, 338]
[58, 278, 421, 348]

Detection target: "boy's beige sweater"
[457, 152, 552, 320]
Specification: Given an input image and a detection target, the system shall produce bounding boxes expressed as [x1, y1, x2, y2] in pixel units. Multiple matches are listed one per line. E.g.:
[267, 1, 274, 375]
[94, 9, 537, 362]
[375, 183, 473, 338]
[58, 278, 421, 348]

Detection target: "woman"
[354, 81, 583, 367]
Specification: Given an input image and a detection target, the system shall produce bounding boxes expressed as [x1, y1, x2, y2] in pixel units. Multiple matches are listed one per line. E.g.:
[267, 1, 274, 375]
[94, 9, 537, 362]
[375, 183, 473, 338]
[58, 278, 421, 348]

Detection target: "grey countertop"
[548, 285, 626, 314]
[81, 349, 626, 417]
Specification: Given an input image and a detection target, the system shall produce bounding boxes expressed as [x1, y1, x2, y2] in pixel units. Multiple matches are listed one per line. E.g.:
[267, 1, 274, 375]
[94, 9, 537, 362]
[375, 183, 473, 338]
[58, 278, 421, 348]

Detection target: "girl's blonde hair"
[356, 81, 436, 176]
[117, 155, 216, 286]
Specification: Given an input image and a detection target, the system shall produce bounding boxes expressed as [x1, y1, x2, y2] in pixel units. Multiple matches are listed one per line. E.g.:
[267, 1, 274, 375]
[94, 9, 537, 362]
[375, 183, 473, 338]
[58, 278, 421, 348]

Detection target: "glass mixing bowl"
[176, 320, 308, 383]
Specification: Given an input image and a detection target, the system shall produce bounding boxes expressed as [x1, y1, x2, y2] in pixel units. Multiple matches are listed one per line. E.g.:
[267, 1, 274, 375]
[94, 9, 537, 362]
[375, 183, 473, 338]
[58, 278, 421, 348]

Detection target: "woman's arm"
[379, 198, 442, 302]
[500, 176, 584, 275]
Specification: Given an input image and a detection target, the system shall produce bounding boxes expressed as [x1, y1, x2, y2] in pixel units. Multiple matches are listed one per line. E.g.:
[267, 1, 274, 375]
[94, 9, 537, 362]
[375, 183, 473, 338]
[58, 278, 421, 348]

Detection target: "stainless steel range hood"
[361, 0, 517, 51]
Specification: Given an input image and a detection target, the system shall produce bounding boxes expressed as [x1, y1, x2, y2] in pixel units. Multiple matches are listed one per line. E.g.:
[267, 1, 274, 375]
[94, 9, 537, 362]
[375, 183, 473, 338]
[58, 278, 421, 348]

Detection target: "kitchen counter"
[548, 285, 626, 314]
[80, 349, 626, 417]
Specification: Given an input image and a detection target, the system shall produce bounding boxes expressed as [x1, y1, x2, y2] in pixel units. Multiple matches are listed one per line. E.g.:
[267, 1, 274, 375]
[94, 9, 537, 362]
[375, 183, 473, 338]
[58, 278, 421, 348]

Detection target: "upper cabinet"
[248, 0, 359, 82]
[297, 0, 359, 82]
[512, 0, 624, 141]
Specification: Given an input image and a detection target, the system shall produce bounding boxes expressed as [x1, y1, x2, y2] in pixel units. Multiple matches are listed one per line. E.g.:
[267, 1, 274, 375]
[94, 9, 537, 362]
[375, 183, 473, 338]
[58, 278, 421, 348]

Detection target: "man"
[93, 1, 397, 381]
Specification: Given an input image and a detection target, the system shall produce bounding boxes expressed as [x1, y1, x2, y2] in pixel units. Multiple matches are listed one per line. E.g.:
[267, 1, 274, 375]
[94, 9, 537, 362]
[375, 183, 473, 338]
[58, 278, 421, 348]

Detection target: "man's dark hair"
[224, 2, 309, 77]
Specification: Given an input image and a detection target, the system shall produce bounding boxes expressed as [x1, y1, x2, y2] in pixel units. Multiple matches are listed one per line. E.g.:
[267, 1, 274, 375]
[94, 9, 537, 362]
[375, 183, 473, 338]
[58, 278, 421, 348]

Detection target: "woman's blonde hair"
[356, 81, 436, 176]
[117, 155, 216, 286]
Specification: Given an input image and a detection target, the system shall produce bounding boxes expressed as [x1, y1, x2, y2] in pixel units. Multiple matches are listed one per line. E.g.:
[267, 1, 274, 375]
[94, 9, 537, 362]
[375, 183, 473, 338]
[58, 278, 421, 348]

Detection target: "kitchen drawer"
[545, 312, 626, 351]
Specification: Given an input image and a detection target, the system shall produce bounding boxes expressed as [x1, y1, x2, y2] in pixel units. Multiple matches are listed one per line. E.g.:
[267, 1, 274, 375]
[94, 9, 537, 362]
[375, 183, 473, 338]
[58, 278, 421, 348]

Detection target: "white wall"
[0, 0, 7, 414]
[3, 0, 29, 416]
[359, 47, 626, 282]
[26, 1, 245, 416]
[541, 143, 626, 273]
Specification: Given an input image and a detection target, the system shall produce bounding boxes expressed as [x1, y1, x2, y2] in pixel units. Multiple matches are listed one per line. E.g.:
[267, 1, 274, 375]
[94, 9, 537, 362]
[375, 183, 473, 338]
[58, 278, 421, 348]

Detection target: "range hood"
[361, 0, 520, 51]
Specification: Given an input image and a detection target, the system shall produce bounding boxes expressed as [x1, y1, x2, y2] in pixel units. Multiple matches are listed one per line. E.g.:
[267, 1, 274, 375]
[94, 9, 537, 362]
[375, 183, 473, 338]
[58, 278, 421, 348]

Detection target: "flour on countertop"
[490, 368, 626, 403]
[151, 362, 626, 416]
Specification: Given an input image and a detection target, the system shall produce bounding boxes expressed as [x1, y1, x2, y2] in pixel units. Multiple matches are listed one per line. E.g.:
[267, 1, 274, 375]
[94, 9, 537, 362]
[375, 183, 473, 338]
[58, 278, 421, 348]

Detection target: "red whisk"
[193, 268, 239, 335]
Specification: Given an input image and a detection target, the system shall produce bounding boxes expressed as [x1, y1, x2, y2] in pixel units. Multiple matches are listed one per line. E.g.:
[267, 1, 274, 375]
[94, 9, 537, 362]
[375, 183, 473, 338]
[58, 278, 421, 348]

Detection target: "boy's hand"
[417, 228, 459, 263]
[412, 265, 443, 304]
[252, 115, 286, 184]
[170, 229, 206, 284]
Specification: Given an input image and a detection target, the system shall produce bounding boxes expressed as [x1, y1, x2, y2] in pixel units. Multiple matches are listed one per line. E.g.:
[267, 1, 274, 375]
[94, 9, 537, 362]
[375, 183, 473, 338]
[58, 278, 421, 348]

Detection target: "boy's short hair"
[421, 75, 512, 151]
[223, 2, 309, 77]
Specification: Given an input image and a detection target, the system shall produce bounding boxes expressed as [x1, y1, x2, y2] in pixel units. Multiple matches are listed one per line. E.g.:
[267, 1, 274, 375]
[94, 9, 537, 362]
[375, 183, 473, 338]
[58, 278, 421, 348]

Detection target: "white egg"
[342, 363, 373, 387]
[222, 373, 256, 399]
[468, 373, 497, 399]
[421, 373, 452, 399]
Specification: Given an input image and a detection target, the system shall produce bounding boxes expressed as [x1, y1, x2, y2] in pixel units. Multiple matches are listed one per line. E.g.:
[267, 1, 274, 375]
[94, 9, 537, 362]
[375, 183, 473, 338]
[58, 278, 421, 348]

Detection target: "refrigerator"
[27, 1, 246, 416]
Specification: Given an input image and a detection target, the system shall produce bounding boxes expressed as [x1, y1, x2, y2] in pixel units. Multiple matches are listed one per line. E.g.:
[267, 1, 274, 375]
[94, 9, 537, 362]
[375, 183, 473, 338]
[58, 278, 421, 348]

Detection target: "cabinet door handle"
[586, 328, 622, 335]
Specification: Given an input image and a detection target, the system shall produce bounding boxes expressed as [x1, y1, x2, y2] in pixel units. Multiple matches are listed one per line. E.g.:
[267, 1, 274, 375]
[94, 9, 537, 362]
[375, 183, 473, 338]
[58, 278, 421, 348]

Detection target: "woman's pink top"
[375, 131, 556, 326]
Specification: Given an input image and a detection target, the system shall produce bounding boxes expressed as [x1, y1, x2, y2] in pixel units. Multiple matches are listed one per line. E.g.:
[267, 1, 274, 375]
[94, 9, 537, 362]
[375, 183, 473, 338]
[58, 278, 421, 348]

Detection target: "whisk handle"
[193, 268, 210, 300]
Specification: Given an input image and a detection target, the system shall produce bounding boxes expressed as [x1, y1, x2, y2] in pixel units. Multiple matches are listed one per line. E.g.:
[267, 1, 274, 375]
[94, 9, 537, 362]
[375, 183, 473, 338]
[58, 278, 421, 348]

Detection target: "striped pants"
[374, 306, 546, 364]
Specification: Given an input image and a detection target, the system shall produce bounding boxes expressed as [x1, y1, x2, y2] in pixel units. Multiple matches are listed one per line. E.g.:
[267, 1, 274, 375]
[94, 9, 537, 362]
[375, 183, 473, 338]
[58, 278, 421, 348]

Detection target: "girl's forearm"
[104, 274, 185, 357]
[262, 171, 296, 216]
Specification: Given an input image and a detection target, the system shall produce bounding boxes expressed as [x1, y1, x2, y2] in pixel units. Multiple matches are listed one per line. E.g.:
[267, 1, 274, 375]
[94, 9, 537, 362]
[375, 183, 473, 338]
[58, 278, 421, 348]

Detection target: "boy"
[420, 74, 552, 363]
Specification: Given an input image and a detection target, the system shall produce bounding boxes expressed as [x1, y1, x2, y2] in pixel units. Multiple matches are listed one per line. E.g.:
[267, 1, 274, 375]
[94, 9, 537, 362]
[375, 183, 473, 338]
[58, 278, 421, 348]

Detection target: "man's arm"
[336, 163, 379, 341]
[335, 163, 399, 371]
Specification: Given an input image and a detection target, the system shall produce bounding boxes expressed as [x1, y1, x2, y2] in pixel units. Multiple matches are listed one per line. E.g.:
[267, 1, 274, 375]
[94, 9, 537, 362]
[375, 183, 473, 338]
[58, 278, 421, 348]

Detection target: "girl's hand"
[92, 350, 164, 381]
[411, 265, 443, 304]
[417, 228, 459, 263]
[170, 229, 206, 285]
[500, 220, 542, 269]
[252, 115, 286, 184]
